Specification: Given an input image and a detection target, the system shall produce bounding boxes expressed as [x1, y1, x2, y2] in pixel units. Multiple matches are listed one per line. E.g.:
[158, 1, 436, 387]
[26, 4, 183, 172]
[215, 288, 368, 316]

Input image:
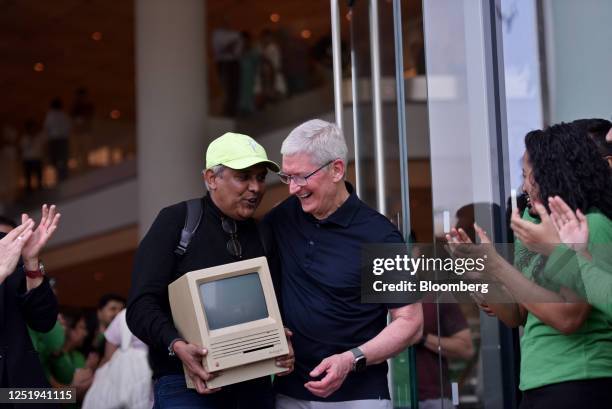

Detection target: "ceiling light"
[92, 32, 103, 41]
[270, 13, 280, 23]
[300, 30, 312, 39]
[33, 62, 44, 72]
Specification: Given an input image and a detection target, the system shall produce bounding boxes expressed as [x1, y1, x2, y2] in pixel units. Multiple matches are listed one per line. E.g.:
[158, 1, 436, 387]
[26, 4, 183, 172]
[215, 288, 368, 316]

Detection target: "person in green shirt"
[29, 320, 65, 380]
[447, 122, 612, 409]
[49, 310, 94, 403]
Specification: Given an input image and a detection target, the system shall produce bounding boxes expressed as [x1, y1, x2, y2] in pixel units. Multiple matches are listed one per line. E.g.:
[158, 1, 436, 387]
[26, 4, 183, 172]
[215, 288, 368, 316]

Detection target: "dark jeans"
[519, 378, 612, 409]
[153, 374, 274, 409]
[48, 138, 69, 181]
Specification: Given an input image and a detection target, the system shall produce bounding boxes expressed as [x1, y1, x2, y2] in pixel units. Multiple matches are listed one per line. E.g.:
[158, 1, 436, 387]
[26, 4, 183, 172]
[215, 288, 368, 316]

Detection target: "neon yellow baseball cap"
[206, 132, 280, 172]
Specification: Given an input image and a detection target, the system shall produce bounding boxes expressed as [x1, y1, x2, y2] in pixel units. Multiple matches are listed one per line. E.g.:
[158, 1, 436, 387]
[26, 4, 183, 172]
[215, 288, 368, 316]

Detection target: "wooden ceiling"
[0, 0, 420, 133]
[0, 0, 135, 129]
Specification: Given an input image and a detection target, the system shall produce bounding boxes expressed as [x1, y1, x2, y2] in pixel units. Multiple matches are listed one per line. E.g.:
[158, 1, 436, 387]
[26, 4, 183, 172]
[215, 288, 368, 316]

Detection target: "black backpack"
[174, 199, 203, 256]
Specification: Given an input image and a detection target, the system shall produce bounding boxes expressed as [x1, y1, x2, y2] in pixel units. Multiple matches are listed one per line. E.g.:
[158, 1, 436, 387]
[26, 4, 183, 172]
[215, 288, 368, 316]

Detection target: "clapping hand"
[0, 219, 35, 283]
[510, 202, 559, 256]
[21, 204, 61, 269]
[548, 196, 589, 255]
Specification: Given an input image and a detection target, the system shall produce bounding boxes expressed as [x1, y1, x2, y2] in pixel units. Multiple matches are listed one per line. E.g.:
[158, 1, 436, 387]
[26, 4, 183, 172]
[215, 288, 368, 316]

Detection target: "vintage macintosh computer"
[168, 256, 289, 389]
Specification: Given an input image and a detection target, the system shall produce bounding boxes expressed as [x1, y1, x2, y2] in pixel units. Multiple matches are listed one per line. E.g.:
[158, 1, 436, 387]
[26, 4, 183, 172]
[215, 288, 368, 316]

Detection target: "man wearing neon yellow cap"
[127, 132, 294, 408]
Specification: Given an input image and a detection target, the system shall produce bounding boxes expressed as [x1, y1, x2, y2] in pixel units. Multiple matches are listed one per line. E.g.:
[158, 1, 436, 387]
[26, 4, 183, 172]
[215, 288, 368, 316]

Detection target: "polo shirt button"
[309, 241, 314, 245]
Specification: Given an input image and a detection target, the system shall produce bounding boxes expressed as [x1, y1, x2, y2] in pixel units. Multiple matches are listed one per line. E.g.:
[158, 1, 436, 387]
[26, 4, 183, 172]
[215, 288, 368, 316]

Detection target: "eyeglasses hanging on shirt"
[222, 217, 242, 259]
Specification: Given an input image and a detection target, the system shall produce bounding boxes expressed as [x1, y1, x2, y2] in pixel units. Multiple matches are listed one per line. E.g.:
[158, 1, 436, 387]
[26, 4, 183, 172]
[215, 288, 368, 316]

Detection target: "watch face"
[355, 356, 367, 372]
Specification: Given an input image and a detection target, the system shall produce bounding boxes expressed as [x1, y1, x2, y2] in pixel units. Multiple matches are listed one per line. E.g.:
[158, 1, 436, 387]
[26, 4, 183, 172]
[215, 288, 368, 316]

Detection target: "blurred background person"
[70, 87, 95, 171]
[212, 21, 242, 116]
[83, 293, 126, 364]
[20, 119, 45, 192]
[44, 97, 72, 182]
[237, 31, 260, 117]
[279, 28, 310, 96]
[82, 309, 152, 409]
[0, 125, 20, 202]
[416, 296, 474, 409]
[256, 29, 287, 107]
[48, 310, 95, 402]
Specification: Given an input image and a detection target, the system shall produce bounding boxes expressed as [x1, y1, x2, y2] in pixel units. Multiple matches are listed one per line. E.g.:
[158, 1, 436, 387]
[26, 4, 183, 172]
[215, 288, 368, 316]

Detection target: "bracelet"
[168, 338, 185, 356]
[25, 261, 46, 279]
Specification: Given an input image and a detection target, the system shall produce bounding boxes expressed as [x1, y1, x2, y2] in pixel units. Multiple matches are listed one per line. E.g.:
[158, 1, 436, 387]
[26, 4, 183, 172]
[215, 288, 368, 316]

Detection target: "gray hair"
[203, 164, 226, 191]
[281, 119, 348, 166]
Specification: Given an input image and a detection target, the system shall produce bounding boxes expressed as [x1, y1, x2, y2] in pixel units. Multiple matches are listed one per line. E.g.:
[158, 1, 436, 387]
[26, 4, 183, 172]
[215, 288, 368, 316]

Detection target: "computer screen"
[199, 272, 269, 330]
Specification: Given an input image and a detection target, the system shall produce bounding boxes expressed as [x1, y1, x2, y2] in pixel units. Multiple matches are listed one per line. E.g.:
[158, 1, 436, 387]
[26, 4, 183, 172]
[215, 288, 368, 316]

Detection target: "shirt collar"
[308, 182, 360, 227]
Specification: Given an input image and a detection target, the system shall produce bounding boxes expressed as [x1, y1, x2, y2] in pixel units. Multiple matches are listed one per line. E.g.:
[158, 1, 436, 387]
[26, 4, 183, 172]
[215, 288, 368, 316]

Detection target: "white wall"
[547, 0, 612, 122]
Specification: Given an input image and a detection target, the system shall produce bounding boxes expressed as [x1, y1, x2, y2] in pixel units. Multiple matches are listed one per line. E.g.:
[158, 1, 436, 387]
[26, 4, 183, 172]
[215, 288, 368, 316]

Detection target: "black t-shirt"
[127, 195, 267, 380]
[262, 184, 406, 401]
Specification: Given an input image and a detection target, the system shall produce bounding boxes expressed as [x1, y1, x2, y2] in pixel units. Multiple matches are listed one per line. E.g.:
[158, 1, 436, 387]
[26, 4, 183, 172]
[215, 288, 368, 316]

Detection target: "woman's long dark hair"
[525, 122, 612, 219]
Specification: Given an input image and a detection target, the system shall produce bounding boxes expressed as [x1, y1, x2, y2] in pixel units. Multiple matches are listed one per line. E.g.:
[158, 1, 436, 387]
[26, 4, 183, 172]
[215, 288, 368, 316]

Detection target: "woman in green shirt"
[448, 122, 612, 409]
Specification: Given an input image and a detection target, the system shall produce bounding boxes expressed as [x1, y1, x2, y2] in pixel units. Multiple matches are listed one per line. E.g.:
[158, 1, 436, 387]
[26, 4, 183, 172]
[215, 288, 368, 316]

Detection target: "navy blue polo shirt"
[262, 183, 404, 401]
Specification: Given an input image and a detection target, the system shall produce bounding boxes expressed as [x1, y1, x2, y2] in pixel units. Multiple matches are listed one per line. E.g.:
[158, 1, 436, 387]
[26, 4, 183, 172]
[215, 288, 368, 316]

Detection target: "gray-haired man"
[263, 119, 423, 408]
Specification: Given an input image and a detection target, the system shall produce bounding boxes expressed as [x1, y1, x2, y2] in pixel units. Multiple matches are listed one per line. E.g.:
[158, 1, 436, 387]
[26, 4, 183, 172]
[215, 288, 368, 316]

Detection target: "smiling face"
[282, 153, 345, 219]
[205, 164, 268, 220]
[521, 152, 541, 215]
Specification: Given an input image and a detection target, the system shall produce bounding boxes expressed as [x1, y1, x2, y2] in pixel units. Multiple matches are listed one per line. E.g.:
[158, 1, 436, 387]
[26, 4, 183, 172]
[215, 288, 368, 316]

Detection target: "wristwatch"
[25, 261, 45, 279]
[168, 338, 185, 357]
[350, 347, 367, 373]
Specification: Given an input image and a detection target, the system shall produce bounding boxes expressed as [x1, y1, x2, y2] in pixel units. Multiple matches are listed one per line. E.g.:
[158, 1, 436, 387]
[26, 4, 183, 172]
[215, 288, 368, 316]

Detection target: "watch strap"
[168, 338, 185, 356]
[25, 261, 45, 279]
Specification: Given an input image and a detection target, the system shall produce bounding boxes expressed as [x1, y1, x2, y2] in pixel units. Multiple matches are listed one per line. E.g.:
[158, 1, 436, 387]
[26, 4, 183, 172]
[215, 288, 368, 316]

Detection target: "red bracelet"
[25, 261, 45, 279]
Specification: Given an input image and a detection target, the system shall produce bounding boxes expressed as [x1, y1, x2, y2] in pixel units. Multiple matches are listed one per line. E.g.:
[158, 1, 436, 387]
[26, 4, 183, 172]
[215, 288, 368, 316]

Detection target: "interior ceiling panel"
[0, 0, 420, 132]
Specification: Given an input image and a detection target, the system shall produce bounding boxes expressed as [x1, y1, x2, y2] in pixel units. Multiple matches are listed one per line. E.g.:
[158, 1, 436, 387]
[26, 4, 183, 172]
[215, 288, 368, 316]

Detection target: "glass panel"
[346, 0, 442, 407]
[421, 0, 509, 408]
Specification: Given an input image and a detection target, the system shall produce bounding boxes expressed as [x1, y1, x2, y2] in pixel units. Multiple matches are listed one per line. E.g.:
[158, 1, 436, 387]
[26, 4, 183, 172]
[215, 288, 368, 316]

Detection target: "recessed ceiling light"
[33, 62, 44, 72]
[270, 13, 280, 23]
[301, 30, 312, 39]
[110, 109, 121, 119]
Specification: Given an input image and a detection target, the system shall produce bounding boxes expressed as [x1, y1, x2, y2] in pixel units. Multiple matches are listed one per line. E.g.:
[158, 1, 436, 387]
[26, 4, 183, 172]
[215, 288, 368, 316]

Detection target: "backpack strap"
[174, 199, 204, 256]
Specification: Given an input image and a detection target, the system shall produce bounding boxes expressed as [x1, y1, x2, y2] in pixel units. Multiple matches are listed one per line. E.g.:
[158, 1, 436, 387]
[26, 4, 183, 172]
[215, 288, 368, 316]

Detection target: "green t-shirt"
[28, 320, 65, 380]
[49, 350, 86, 385]
[516, 210, 612, 391]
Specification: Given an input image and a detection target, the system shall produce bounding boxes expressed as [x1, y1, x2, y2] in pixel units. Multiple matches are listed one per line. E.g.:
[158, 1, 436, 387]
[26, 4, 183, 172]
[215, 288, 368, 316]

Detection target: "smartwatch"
[350, 347, 367, 373]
